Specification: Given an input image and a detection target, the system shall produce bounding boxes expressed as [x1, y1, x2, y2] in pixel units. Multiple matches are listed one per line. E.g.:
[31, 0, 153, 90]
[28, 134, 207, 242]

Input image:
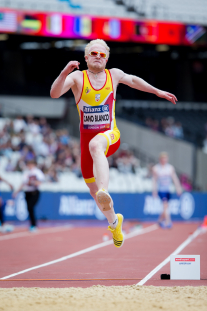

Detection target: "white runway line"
[0, 224, 158, 280]
[136, 226, 202, 286]
[0, 225, 73, 241]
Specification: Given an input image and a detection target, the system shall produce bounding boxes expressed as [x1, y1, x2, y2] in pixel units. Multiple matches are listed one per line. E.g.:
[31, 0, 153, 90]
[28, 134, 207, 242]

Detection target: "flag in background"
[46, 14, 62, 35]
[74, 16, 92, 37]
[20, 15, 42, 33]
[0, 11, 17, 32]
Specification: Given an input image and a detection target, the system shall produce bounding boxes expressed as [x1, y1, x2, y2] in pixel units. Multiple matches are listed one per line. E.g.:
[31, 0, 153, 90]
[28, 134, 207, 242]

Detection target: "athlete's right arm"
[50, 61, 80, 98]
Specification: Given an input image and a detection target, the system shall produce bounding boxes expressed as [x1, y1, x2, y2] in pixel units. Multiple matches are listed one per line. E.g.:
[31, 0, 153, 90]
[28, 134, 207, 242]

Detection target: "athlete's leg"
[158, 209, 165, 222]
[163, 200, 171, 224]
[89, 134, 109, 190]
[158, 192, 172, 225]
[86, 181, 117, 225]
[86, 131, 123, 247]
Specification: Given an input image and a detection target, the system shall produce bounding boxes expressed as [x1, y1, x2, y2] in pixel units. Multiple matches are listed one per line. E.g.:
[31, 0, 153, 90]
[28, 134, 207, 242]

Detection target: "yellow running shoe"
[108, 214, 124, 248]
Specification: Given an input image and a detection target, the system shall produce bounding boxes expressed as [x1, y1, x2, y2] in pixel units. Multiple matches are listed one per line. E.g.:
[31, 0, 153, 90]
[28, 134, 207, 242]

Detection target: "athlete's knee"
[89, 139, 103, 157]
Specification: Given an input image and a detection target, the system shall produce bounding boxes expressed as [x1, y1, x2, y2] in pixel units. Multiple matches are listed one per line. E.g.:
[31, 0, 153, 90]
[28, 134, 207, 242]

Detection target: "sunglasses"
[89, 51, 107, 58]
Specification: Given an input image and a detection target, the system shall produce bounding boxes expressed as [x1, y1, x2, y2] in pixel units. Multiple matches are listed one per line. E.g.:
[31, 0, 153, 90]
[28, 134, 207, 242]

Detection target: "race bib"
[83, 105, 110, 130]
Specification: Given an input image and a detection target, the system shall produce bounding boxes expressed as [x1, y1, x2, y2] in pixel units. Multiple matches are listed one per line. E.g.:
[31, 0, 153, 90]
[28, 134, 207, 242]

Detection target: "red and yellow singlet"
[77, 69, 120, 183]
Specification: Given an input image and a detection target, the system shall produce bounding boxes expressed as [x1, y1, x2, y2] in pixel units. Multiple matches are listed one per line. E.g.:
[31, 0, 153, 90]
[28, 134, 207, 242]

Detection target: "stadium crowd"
[0, 116, 140, 181]
[145, 117, 184, 139]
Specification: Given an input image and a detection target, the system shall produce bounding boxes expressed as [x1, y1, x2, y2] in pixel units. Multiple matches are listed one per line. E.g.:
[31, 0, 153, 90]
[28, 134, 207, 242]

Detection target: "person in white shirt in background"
[13, 159, 45, 232]
[0, 176, 14, 233]
[152, 152, 182, 229]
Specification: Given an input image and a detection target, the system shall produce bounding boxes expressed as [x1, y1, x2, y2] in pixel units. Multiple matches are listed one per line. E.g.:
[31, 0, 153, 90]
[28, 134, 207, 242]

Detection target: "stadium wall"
[116, 118, 194, 179]
[0, 96, 66, 118]
[1, 191, 206, 222]
[196, 149, 207, 191]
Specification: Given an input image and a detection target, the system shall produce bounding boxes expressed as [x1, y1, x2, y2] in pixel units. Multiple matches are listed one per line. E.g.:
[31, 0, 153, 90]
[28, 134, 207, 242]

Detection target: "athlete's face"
[159, 155, 168, 165]
[85, 44, 108, 71]
[27, 163, 35, 170]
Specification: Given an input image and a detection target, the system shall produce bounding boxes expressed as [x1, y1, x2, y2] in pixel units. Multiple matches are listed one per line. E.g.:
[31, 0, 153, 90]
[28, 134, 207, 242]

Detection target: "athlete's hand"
[177, 188, 183, 196]
[12, 192, 18, 199]
[156, 90, 178, 105]
[152, 191, 158, 198]
[62, 61, 80, 75]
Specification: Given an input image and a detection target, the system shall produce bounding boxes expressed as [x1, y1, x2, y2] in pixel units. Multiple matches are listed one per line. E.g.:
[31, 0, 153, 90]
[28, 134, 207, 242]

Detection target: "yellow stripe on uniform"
[84, 177, 96, 183]
[98, 133, 110, 155]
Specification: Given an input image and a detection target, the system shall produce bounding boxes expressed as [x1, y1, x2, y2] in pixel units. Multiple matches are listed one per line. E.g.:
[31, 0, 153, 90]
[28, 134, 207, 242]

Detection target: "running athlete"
[152, 152, 182, 229]
[50, 39, 177, 247]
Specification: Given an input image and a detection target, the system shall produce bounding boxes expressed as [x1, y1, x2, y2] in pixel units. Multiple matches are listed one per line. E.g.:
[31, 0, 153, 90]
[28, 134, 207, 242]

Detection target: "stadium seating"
[1, 0, 207, 24]
[0, 116, 158, 193]
[114, 0, 207, 24]
[118, 104, 207, 146]
[0, 0, 136, 18]
[0, 155, 156, 193]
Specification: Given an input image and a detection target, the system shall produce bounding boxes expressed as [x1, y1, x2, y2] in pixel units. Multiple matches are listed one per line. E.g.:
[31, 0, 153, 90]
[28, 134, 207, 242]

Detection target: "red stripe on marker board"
[175, 258, 195, 261]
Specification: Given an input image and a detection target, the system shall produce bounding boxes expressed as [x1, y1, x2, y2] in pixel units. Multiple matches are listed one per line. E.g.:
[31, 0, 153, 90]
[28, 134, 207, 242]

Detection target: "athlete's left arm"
[171, 168, 182, 195]
[111, 69, 177, 105]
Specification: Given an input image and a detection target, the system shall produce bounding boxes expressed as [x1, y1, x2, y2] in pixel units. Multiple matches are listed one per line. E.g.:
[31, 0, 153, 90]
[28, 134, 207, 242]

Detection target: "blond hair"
[159, 152, 168, 158]
[85, 39, 110, 58]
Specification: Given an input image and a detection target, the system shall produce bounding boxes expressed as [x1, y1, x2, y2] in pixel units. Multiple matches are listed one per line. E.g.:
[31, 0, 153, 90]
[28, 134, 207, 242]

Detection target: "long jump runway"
[0, 222, 206, 288]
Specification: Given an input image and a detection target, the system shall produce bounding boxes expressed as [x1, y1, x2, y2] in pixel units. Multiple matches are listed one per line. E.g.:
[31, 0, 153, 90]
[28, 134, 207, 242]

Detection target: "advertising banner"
[1, 191, 206, 222]
[0, 8, 206, 45]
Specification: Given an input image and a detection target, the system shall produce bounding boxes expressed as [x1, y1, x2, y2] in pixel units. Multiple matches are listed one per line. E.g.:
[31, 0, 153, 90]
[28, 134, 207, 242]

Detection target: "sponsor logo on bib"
[83, 105, 109, 113]
[83, 104, 110, 129]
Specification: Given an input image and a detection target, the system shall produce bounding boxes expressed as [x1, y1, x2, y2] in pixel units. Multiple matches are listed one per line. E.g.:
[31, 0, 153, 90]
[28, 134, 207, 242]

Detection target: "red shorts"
[80, 128, 120, 183]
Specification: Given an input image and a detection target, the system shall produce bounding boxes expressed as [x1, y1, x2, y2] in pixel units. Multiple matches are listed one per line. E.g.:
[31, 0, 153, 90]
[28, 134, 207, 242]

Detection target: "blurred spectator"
[0, 176, 14, 233]
[28, 119, 40, 134]
[145, 116, 184, 139]
[112, 144, 139, 174]
[0, 116, 138, 181]
[5, 159, 15, 172]
[164, 117, 175, 137]
[160, 118, 168, 133]
[13, 159, 45, 232]
[2, 141, 13, 158]
[145, 117, 159, 131]
[13, 116, 27, 133]
[59, 129, 70, 145]
[0, 130, 9, 145]
[145, 163, 154, 179]
[180, 174, 192, 192]
[17, 133, 27, 151]
[71, 154, 82, 178]
[39, 117, 48, 135]
[173, 122, 184, 139]
[20, 145, 35, 162]
[45, 164, 58, 182]
[33, 137, 49, 157]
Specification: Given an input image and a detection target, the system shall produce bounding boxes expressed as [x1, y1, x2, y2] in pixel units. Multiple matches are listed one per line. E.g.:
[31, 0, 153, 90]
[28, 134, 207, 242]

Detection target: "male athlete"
[50, 39, 177, 247]
[152, 152, 182, 228]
